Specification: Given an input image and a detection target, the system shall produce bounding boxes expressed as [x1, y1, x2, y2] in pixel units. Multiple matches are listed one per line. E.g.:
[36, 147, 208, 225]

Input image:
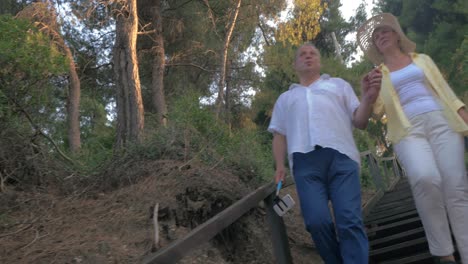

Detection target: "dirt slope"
[0, 159, 327, 264]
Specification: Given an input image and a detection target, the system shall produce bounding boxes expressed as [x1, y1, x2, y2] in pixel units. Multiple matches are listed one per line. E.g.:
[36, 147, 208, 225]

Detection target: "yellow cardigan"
[373, 53, 468, 144]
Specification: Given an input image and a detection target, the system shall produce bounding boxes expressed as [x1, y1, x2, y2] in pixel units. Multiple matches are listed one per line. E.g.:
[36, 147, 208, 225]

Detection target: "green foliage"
[0, 16, 66, 78]
[69, 97, 115, 170]
[376, 0, 468, 96]
[252, 42, 296, 130]
[315, 0, 359, 62]
[0, 0, 28, 15]
[276, 0, 325, 46]
[449, 36, 468, 98]
[359, 158, 374, 188]
[131, 92, 274, 182]
[0, 14, 67, 136]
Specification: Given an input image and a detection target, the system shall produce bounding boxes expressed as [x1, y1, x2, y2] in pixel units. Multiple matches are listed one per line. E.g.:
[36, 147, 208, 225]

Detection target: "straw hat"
[357, 13, 416, 65]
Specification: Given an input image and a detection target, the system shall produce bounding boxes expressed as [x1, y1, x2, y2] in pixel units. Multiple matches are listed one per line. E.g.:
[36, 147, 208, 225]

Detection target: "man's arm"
[353, 100, 374, 130]
[272, 132, 287, 183]
[353, 69, 382, 129]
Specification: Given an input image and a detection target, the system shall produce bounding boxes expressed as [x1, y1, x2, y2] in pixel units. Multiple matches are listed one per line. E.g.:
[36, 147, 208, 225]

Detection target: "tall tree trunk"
[151, 0, 167, 127]
[113, 0, 145, 148]
[224, 59, 232, 128]
[64, 46, 81, 153]
[215, 0, 241, 118]
[330, 32, 343, 64]
[16, 2, 82, 153]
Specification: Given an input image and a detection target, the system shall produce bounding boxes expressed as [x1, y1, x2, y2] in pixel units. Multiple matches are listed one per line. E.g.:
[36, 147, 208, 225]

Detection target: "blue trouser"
[292, 147, 368, 264]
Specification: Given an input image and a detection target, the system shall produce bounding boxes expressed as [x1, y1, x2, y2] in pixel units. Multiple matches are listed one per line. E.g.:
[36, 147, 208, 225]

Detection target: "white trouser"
[394, 111, 468, 263]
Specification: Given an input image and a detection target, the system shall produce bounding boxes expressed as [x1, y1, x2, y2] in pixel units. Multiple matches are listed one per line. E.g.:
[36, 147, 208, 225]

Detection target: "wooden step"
[366, 203, 416, 220]
[379, 252, 432, 264]
[379, 193, 414, 204]
[365, 209, 419, 225]
[367, 217, 421, 234]
[372, 197, 415, 211]
[369, 237, 428, 256]
[370, 227, 425, 247]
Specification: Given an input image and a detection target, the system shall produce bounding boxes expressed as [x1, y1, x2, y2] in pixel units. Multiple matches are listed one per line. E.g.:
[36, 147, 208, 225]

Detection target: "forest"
[0, 0, 466, 263]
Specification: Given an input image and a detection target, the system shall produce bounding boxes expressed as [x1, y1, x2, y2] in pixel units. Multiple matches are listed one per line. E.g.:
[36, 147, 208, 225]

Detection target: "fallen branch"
[153, 203, 160, 250]
[0, 224, 33, 238]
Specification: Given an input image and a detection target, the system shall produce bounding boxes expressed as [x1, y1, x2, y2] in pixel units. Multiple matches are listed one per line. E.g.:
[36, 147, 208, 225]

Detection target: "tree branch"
[6, 96, 76, 165]
[165, 63, 217, 72]
[257, 22, 271, 46]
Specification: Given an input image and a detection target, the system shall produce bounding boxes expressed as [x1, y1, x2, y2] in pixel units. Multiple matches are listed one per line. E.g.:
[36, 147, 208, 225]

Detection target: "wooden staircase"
[365, 178, 461, 264]
[141, 151, 462, 264]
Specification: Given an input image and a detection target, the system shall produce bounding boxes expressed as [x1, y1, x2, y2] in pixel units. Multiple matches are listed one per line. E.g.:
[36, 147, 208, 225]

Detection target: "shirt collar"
[289, 74, 331, 90]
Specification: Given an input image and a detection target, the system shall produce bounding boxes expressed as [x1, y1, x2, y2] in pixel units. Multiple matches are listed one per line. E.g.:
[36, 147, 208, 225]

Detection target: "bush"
[130, 92, 275, 184]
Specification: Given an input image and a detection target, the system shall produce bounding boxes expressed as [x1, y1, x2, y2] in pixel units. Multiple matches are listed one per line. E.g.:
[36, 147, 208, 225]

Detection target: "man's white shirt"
[268, 74, 361, 167]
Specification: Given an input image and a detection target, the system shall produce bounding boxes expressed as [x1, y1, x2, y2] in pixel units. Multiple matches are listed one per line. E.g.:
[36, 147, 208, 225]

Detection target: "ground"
[0, 159, 376, 264]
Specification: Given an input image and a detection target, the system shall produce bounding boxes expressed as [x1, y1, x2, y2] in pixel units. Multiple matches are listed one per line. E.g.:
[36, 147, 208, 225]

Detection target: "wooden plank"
[369, 237, 428, 256]
[370, 227, 425, 246]
[365, 204, 417, 222]
[379, 252, 432, 264]
[372, 197, 415, 211]
[387, 185, 411, 194]
[379, 193, 413, 204]
[362, 190, 384, 218]
[384, 172, 401, 192]
[264, 193, 293, 264]
[370, 202, 416, 215]
[377, 195, 414, 206]
[142, 182, 276, 264]
[366, 216, 421, 233]
[365, 209, 418, 225]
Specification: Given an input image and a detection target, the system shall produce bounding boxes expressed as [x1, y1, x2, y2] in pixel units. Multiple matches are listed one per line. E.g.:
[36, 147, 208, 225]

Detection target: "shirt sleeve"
[267, 94, 287, 135]
[344, 81, 360, 119]
[422, 54, 465, 110]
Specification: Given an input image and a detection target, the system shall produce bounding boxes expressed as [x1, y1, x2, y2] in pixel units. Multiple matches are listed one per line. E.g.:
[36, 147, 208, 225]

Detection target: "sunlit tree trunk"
[151, 0, 167, 127]
[224, 59, 232, 128]
[215, 0, 241, 118]
[16, 2, 82, 153]
[113, 0, 145, 148]
[64, 46, 81, 153]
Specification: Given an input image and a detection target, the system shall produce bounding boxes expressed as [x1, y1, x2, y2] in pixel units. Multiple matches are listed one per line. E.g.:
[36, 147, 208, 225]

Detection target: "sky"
[204, 0, 377, 105]
[340, 0, 375, 63]
[340, 0, 375, 21]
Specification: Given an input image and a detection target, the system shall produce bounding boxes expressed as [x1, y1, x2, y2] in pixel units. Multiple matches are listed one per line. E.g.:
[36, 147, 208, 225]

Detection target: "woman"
[357, 13, 468, 264]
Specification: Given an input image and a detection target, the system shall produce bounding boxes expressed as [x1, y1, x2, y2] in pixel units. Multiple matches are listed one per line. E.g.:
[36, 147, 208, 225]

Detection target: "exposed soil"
[0, 159, 375, 264]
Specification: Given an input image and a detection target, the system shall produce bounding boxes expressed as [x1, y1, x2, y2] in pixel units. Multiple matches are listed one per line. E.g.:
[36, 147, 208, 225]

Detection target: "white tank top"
[389, 63, 441, 119]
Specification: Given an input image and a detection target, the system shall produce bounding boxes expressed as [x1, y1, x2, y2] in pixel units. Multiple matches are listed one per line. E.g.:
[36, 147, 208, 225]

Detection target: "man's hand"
[458, 107, 468, 125]
[361, 68, 382, 105]
[274, 165, 286, 184]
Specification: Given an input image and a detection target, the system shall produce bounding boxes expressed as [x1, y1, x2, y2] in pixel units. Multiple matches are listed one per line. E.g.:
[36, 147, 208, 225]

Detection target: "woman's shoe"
[434, 258, 457, 264]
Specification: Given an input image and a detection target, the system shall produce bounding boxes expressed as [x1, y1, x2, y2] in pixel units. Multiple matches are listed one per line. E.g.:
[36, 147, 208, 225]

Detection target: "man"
[268, 43, 381, 264]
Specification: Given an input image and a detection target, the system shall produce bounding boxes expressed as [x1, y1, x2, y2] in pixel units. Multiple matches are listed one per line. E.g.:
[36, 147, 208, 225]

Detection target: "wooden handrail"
[141, 151, 402, 264]
[142, 179, 293, 264]
[360, 151, 405, 217]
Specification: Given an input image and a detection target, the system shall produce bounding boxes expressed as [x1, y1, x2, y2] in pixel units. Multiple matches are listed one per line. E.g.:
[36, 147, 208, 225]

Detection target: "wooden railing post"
[382, 160, 390, 187]
[366, 152, 384, 191]
[392, 158, 404, 179]
[264, 193, 293, 264]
